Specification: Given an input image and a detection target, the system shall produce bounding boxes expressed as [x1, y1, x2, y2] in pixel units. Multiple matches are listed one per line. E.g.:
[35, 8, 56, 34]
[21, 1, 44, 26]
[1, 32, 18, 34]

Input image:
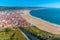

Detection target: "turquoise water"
[30, 8, 60, 25]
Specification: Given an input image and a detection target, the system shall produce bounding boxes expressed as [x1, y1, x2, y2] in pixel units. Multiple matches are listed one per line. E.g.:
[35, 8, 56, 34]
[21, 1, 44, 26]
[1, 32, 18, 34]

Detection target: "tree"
[3, 28, 11, 34]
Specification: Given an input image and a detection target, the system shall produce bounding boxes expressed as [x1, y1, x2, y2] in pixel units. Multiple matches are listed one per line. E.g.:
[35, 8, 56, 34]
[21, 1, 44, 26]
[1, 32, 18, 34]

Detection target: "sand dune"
[21, 10, 60, 34]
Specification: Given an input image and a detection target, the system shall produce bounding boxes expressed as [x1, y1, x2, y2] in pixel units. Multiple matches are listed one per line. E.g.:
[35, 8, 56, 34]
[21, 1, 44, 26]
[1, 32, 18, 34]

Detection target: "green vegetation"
[0, 7, 19, 11]
[11, 28, 27, 40]
[21, 26, 60, 40]
[0, 28, 27, 40]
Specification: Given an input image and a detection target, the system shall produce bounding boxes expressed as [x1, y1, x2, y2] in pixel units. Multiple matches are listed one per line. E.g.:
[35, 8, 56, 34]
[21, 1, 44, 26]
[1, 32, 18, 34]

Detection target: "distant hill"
[0, 6, 44, 11]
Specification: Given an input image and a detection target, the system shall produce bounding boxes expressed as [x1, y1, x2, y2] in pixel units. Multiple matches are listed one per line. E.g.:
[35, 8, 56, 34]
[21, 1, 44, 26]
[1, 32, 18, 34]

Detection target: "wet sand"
[21, 10, 60, 34]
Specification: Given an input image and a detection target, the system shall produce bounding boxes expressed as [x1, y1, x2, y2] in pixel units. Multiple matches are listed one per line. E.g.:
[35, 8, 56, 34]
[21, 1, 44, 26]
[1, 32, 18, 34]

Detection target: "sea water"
[30, 8, 60, 25]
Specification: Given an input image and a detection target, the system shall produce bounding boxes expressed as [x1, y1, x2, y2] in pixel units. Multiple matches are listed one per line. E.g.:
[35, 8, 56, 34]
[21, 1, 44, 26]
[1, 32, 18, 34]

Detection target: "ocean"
[30, 8, 60, 25]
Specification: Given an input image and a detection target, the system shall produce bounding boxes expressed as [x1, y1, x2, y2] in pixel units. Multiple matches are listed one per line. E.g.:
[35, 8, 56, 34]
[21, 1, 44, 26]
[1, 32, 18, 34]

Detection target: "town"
[0, 10, 30, 28]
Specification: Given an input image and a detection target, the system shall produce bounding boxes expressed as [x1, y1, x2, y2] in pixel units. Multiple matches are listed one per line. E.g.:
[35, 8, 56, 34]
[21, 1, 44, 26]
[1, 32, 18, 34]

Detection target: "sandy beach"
[21, 10, 60, 34]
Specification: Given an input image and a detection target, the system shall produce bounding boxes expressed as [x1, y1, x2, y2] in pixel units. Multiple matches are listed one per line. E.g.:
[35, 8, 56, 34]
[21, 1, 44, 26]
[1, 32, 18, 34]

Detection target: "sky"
[0, 0, 60, 8]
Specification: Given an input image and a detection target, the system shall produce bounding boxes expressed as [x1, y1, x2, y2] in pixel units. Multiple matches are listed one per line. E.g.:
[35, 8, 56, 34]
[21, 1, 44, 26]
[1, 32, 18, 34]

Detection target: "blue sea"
[30, 8, 60, 25]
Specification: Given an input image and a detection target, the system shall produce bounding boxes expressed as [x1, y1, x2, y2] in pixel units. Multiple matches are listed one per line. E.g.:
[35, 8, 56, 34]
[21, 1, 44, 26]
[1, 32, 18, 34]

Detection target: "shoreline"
[21, 10, 60, 34]
[29, 11, 60, 27]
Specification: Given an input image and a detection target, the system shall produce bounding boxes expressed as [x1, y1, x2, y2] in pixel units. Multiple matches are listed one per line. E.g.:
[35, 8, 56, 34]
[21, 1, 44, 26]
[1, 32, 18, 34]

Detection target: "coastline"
[21, 10, 60, 34]
[29, 11, 60, 27]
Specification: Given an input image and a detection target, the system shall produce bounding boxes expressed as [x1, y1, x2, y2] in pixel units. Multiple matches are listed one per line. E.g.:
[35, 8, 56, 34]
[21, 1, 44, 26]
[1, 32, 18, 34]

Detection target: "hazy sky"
[0, 0, 60, 8]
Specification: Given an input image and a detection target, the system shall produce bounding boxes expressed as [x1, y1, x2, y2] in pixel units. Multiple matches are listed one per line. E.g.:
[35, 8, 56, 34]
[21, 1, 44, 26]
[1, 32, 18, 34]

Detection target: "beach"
[20, 10, 60, 34]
